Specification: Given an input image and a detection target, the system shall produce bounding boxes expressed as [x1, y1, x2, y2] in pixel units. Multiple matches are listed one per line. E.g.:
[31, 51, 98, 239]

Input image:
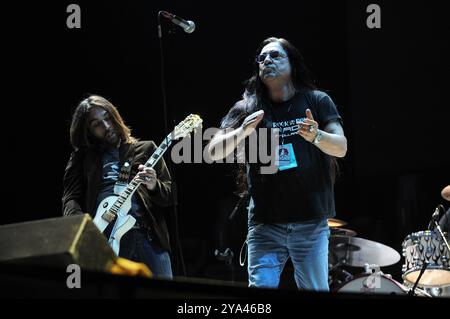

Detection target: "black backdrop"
[7, 0, 449, 283]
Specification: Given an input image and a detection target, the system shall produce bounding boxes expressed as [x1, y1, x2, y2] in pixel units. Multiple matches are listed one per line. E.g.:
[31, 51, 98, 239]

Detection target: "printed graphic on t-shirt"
[103, 162, 119, 181]
[273, 117, 307, 139]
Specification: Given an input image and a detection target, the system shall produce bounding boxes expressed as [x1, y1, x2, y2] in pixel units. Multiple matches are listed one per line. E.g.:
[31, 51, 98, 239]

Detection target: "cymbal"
[329, 235, 401, 267]
[330, 228, 357, 237]
[328, 218, 347, 228]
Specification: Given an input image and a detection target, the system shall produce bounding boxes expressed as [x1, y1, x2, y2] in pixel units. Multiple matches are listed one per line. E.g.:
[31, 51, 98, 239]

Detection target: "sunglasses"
[256, 50, 287, 63]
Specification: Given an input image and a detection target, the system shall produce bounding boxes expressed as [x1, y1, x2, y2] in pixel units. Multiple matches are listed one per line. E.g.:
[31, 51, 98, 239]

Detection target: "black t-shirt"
[96, 147, 144, 226]
[224, 89, 343, 223]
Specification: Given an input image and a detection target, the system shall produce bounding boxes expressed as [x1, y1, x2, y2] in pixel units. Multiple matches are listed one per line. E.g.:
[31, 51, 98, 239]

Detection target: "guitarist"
[62, 95, 173, 278]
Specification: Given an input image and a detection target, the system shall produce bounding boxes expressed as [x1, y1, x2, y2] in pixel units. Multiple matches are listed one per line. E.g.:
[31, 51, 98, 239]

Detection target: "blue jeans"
[247, 218, 330, 291]
[119, 228, 173, 279]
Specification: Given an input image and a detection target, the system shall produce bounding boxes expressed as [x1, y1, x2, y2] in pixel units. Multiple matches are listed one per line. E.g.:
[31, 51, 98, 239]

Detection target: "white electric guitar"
[93, 114, 203, 255]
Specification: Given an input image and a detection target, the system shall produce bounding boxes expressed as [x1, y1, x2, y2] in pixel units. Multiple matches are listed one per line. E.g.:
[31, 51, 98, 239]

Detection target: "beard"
[261, 66, 278, 78]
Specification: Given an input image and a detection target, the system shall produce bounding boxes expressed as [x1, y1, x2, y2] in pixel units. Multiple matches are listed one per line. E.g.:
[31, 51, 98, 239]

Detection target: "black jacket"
[62, 140, 173, 252]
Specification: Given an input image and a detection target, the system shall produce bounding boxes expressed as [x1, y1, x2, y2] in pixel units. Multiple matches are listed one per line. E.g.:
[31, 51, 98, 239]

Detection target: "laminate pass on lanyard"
[275, 143, 297, 171]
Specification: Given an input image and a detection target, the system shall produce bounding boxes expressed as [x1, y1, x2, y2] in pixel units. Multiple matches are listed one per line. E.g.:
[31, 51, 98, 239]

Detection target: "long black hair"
[220, 37, 338, 194]
[221, 37, 317, 129]
[70, 95, 136, 151]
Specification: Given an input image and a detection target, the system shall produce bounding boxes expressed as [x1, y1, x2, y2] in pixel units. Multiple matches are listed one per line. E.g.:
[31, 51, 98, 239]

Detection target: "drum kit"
[327, 191, 450, 298]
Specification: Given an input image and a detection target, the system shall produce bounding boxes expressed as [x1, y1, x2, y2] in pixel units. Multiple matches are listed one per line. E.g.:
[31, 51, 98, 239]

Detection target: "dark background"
[7, 0, 449, 286]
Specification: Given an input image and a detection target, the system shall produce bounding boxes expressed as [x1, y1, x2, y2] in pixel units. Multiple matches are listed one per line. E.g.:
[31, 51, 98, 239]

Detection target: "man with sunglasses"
[208, 37, 347, 291]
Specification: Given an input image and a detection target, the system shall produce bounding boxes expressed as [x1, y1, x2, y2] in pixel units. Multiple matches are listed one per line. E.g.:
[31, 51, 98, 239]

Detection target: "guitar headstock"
[172, 114, 203, 140]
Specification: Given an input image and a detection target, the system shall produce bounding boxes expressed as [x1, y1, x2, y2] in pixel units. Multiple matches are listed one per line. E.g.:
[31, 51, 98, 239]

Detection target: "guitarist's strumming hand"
[136, 164, 157, 191]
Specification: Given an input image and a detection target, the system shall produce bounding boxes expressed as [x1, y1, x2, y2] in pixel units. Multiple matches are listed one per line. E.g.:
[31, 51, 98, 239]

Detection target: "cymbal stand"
[433, 220, 450, 253]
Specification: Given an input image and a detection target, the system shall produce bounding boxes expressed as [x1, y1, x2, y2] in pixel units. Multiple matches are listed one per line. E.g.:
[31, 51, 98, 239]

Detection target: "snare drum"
[336, 274, 406, 295]
[402, 230, 450, 287]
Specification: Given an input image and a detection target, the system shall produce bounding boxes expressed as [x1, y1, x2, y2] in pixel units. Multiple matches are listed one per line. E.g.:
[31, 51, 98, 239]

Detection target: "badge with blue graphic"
[276, 143, 298, 171]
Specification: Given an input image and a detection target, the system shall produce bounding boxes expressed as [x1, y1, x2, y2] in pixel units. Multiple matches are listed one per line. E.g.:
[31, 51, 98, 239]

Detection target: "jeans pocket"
[249, 222, 264, 232]
[248, 223, 265, 240]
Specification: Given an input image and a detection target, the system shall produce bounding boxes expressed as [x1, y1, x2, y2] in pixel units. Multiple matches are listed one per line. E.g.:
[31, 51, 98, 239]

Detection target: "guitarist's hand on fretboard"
[135, 164, 157, 191]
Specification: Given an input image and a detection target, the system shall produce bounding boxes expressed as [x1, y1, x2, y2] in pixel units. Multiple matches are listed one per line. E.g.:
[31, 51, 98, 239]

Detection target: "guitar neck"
[108, 134, 173, 215]
[143, 135, 173, 169]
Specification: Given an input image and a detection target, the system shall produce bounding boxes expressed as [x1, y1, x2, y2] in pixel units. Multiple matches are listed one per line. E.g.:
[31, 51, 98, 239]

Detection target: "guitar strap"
[114, 146, 136, 195]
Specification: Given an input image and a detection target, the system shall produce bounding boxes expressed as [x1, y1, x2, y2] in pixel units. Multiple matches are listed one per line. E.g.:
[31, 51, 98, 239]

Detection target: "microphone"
[161, 11, 195, 33]
[428, 205, 443, 230]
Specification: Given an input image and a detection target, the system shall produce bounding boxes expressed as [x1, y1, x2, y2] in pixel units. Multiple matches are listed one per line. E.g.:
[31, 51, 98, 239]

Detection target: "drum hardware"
[402, 205, 450, 289]
[403, 205, 450, 297]
[335, 266, 432, 296]
[328, 260, 353, 288]
[214, 247, 234, 265]
[410, 208, 444, 295]
[330, 228, 357, 237]
[328, 218, 348, 228]
[408, 261, 429, 296]
[363, 263, 381, 275]
[402, 230, 450, 287]
[328, 234, 401, 291]
[401, 205, 450, 297]
[327, 219, 402, 293]
[418, 285, 449, 297]
[430, 205, 450, 253]
[402, 280, 445, 297]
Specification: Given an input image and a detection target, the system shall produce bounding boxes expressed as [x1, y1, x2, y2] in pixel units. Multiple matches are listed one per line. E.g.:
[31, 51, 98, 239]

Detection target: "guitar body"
[93, 196, 117, 233]
[93, 195, 136, 255]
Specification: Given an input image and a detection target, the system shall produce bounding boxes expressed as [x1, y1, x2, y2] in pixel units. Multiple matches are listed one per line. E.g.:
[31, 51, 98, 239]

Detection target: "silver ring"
[308, 125, 315, 133]
[145, 176, 151, 182]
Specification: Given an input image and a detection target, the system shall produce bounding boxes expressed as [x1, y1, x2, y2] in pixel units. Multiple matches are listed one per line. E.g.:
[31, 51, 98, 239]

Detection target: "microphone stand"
[157, 11, 186, 276]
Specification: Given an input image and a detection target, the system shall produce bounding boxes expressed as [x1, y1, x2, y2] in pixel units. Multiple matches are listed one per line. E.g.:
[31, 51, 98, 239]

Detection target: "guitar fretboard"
[108, 135, 173, 216]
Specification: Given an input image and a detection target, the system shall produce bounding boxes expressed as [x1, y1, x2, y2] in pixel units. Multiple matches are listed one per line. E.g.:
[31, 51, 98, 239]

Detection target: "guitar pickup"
[102, 211, 116, 223]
